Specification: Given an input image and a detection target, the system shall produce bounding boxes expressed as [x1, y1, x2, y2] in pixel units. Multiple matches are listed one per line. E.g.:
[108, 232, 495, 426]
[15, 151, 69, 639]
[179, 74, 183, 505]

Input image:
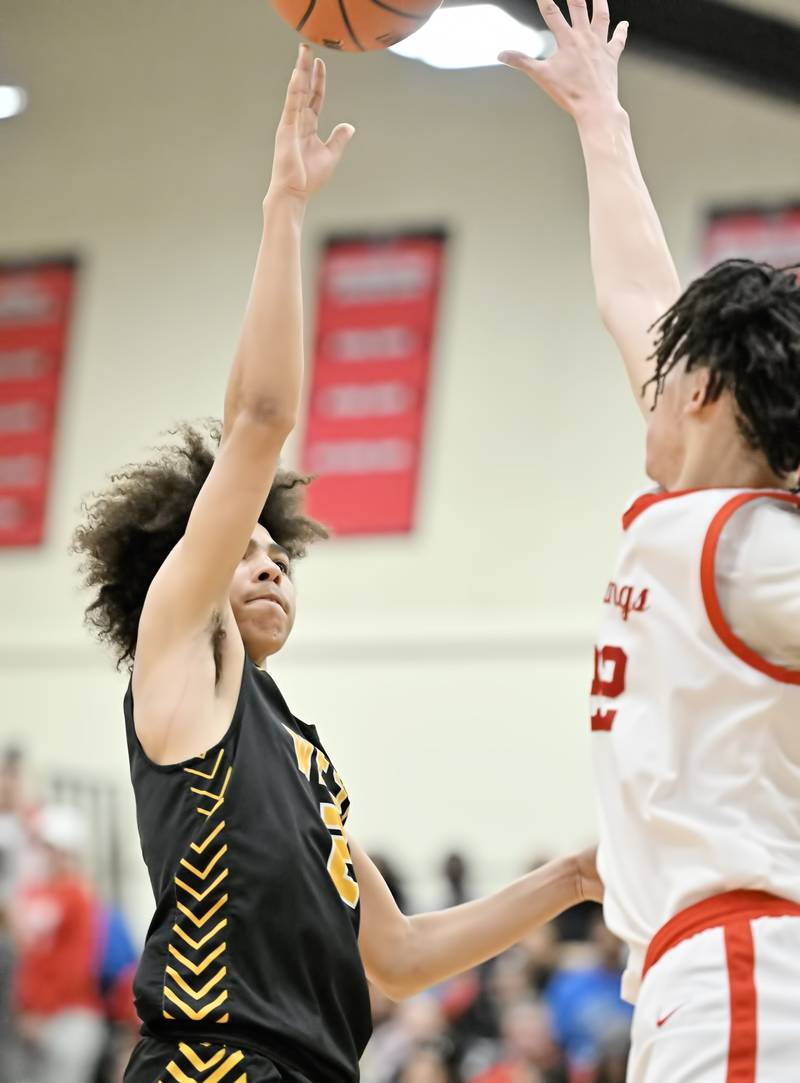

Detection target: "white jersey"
[592, 488, 800, 1003]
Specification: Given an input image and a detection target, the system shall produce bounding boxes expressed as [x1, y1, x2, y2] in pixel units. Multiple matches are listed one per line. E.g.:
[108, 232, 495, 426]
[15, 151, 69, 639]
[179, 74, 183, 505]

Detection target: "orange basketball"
[272, 0, 442, 52]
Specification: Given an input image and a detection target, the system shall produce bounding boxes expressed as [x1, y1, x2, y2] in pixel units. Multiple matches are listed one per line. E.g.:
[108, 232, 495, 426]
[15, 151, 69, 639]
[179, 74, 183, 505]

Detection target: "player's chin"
[261, 633, 290, 659]
[266, 614, 294, 647]
[248, 628, 290, 660]
[241, 614, 292, 657]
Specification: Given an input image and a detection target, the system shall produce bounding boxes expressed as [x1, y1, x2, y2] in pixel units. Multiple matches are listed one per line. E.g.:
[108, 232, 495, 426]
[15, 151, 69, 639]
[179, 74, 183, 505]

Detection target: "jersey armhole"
[125, 651, 249, 773]
[700, 491, 800, 686]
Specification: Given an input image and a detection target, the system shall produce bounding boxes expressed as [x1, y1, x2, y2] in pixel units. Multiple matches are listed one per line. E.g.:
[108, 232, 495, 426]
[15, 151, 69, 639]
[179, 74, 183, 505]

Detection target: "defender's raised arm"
[501, 0, 681, 414]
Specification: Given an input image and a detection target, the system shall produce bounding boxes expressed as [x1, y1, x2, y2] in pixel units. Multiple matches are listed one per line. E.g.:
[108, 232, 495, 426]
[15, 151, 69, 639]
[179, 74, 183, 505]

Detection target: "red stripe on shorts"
[725, 921, 757, 1083]
[643, 892, 800, 1083]
[643, 890, 800, 977]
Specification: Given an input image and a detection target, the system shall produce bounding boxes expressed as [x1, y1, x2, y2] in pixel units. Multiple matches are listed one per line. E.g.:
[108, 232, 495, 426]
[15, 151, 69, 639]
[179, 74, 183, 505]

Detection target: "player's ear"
[684, 366, 712, 415]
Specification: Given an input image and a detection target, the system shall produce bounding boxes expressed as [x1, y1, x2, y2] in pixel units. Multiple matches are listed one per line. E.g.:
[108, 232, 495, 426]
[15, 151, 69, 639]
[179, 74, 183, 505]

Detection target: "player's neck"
[674, 438, 788, 492]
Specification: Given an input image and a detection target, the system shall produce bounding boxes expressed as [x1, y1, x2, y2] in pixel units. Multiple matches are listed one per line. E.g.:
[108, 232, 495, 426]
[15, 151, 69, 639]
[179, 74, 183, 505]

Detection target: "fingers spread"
[591, 0, 611, 34]
[309, 56, 326, 119]
[609, 19, 629, 56]
[566, 0, 590, 28]
[281, 44, 312, 126]
[497, 49, 539, 73]
[325, 123, 355, 161]
[535, 0, 570, 41]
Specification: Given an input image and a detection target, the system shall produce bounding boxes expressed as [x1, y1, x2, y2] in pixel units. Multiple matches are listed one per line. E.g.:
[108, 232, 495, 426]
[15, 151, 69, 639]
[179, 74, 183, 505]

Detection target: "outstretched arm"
[501, 0, 681, 414]
[351, 836, 601, 1001]
[134, 46, 353, 761]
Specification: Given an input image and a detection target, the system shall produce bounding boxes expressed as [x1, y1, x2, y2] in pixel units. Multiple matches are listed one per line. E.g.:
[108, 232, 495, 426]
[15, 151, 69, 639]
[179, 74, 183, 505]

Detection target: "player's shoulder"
[731, 493, 800, 564]
[716, 493, 800, 598]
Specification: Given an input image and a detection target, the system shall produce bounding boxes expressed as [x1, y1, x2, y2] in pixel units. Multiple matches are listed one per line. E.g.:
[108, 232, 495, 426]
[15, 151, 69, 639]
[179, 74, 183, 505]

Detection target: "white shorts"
[628, 893, 800, 1083]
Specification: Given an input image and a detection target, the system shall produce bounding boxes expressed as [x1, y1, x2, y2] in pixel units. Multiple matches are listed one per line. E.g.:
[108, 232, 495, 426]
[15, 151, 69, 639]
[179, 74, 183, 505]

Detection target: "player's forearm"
[576, 104, 680, 318]
[394, 856, 583, 999]
[222, 190, 307, 434]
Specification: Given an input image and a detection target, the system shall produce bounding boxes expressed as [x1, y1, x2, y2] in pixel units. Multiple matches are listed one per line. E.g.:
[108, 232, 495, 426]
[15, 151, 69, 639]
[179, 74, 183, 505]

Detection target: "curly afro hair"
[72, 421, 328, 670]
[647, 259, 800, 478]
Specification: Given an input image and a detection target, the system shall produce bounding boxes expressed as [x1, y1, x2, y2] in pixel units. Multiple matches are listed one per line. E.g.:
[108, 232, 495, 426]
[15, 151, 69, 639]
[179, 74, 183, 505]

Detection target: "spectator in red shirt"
[13, 804, 105, 1083]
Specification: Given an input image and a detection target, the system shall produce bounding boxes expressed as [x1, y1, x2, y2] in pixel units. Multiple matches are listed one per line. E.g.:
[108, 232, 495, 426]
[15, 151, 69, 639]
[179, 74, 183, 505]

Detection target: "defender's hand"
[269, 44, 355, 202]
[499, 0, 628, 119]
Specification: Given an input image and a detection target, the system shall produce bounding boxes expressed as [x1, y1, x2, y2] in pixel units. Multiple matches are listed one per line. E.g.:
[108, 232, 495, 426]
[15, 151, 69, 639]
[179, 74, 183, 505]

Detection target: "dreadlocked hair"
[71, 420, 328, 670]
[647, 258, 800, 477]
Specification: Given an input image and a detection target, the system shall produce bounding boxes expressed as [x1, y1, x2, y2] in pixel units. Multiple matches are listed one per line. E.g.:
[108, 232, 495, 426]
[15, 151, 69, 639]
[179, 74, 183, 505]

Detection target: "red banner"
[302, 231, 446, 535]
[702, 204, 800, 270]
[0, 258, 77, 547]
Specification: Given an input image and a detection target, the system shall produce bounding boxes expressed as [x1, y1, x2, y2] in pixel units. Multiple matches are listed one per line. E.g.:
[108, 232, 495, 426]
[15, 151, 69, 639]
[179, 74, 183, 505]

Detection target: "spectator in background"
[442, 851, 471, 909]
[0, 746, 33, 1075]
[94, 902, 141, 1083]
[13, 804, 106, 1083]
[471, 1000, 567, 1083]
[544, 917, 633, 1080]
[0, 900, 23, 1077]
[456, 945, 538, 1075]
[362, 992, 451, 1083]
[593, 1025, 630, 1083]
[0, 748, 31, 901]
[396, 1044, 456, 1083]
[370, 852, 411, 915]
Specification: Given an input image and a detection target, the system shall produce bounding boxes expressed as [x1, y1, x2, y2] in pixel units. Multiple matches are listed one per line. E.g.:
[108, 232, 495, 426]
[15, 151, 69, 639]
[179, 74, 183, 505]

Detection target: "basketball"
[271, 0, 442, 52]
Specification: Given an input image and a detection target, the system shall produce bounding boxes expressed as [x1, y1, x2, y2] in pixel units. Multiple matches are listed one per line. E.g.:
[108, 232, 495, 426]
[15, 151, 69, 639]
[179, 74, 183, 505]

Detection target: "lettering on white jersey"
[603, 581, 650, 622]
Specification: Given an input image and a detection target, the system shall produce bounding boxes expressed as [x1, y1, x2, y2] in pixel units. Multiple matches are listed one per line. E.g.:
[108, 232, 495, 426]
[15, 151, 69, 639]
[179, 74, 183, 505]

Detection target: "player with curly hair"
[502, 3, 800, 1081]
[74, 45, 601, 1083]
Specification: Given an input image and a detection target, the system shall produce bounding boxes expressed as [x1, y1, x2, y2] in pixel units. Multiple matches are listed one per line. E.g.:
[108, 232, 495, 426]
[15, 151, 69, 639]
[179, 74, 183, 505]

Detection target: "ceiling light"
[0, 86, 27, 121]
[390, 5, 551, 70]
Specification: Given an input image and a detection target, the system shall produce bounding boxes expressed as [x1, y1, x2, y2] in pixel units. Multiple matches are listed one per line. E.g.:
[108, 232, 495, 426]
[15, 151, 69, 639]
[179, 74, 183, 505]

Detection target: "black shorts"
[124, 1037, 313, 1083]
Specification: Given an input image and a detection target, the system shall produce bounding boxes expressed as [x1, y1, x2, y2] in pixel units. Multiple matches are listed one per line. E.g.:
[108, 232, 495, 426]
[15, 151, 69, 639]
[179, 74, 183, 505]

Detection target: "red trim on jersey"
[725, 921, 757, 1083]
[642, 889, 800, 978]
[621, 489, 701, 531]
[700, 491, 800, 685]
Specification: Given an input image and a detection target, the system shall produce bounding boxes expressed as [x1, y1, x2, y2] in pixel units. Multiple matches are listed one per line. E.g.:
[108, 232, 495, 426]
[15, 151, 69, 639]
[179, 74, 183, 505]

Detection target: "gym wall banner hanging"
[0, 258, 77, 547]
[702, 203, 800, 272]
[302, 229, 446, 536]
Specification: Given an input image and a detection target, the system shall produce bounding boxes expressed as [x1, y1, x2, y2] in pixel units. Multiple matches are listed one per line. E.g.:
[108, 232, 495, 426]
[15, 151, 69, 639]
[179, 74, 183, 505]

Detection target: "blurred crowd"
[0, 749, 632, 1083]
[0, 749, 139, 1082]
[362, 854, 632, 1083]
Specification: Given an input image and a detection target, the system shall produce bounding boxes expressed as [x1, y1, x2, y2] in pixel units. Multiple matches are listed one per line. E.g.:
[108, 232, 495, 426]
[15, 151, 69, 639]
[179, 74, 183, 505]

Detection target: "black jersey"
[124, 654, 372, 1082]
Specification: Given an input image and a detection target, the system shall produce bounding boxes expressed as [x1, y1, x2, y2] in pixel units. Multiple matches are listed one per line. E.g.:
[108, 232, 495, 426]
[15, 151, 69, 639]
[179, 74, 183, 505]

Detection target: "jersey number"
[321, 802, 359, 909]
[285, 725, 360, 909]
[591, 644, 628, 731]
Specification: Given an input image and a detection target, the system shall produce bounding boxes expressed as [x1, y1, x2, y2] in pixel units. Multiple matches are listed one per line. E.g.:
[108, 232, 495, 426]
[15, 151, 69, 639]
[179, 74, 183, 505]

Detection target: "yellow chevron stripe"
[179, 1044, 226, 1072]
[175, 868, 229, 903]
[166, 964, 227, 1001]
[206, 1051, 245, 1083]
[165, 1065, 194, 1083]
[168, 940, 226, 976]
[165, 755, 234, 1038]
[180, 845, 228, 880]
[183, 748, 225, 781]
[173, 918, 227, 950]
[190, 820, 225, 855]
[177, 893, 228, 928]
[163, 985, 228, 1020]
[163, 1011, 175, 1020]
[191, 767, 232, 803]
